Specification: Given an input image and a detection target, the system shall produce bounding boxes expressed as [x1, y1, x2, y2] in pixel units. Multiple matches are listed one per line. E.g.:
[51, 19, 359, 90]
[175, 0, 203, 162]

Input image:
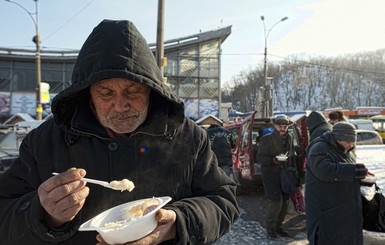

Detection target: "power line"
[43, 0, 96, 42]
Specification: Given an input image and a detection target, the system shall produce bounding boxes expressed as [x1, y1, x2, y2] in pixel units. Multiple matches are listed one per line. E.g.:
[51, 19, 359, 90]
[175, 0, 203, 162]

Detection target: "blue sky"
[1, 0, 385, 84]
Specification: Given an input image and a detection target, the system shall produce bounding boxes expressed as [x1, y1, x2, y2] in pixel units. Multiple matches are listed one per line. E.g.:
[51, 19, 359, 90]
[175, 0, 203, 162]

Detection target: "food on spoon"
[109, 179, 135, 192]
[104, 198, 160, 229]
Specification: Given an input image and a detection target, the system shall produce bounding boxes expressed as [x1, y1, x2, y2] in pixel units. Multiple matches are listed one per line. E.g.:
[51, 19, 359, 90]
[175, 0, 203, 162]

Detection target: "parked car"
[348, 119, 375, 131]
[225, 112, 309, 190]
[356, 129, 383, 145]
[370, 115, 385, 143]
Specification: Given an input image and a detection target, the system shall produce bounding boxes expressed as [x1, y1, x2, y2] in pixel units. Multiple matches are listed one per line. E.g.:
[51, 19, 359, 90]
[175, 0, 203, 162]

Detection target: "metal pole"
[34, 0, 42, 120]
[260, 16, 288, 118]
[263, 45, 268, 118]
[156, 0, 165, 80]
[6, 0, 42, 120]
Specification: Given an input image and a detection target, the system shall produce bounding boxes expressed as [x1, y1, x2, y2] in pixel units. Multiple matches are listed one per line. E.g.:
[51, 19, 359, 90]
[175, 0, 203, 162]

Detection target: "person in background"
[0, 20, 239, 245]
[257, 115, 295, 238]
[328, 110, 347, 125]
[305, 122, 367, 245]
[206, 123, 236, 176]
[306, 111, 333, 143]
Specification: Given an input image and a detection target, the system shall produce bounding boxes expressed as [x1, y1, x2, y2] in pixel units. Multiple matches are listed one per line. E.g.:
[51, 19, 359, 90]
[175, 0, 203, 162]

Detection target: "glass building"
[0, 26, 231, 122]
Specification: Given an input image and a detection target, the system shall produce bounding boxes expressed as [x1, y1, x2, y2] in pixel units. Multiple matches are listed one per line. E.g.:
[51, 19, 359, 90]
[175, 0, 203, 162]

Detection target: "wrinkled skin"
[96, 209, 176, 245]
[90, 78, 151, 134]
[38, 168, 90, 227]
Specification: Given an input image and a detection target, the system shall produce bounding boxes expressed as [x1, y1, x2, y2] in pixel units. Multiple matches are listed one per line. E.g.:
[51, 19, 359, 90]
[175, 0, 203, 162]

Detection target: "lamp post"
[7, 0, 42, 120]
[260, 16, 288, 118]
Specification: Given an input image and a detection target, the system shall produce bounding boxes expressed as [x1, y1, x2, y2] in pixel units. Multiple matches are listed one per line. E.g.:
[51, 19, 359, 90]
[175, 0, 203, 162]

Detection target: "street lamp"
[260, 16, 288, 118]
[6, 0, 42, 120]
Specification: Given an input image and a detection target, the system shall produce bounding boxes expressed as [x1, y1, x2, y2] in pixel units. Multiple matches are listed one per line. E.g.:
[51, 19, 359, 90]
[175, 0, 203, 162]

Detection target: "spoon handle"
[52, 172, 110, 187]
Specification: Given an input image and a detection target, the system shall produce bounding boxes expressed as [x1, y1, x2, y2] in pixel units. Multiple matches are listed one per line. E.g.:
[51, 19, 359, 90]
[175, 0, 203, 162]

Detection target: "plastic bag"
[361, 184, 376, 201]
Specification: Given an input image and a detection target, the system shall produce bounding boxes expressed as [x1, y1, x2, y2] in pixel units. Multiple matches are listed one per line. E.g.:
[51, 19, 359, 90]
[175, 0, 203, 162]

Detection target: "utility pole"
[156, 0, 165, 82]
[260, 16, 288, 118]
[7, 0, 42, 120]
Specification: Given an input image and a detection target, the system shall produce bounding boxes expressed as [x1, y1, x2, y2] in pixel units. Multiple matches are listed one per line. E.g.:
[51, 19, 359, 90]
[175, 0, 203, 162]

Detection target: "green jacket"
[0, 20, 239, 245]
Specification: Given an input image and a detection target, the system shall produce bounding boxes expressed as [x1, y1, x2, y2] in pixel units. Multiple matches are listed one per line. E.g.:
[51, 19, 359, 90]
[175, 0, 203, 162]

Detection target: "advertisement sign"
[0, 92, 11, 115]
[41, 82, 50, 104]
[357, 107, 381, 116]
[10, 93, 36, 116]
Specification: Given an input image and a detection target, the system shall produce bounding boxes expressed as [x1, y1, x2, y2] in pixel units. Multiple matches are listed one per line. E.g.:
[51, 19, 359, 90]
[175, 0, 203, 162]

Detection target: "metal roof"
[0, 25, 232, 61]
[149, 25, 232, 51]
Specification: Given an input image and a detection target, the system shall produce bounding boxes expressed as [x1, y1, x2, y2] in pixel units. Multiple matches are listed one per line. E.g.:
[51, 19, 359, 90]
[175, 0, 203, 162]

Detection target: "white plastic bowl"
[276, 155, 288, 161]
[79, 196, 172, 244]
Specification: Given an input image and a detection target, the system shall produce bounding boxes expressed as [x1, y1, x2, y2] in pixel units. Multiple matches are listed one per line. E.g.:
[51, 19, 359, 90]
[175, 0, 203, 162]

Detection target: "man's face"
[329, 119, 339, 125]
[336, 140, 355, 154]
[274, 124, 289, 136]
[90, 78, 151, 134]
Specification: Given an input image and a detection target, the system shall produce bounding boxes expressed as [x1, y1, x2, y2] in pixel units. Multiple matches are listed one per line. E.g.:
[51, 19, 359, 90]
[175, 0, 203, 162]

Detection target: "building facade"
[0, 26, 231, 122]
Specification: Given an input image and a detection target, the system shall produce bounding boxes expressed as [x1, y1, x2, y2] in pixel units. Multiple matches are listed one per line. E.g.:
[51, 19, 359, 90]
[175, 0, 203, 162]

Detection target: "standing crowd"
[254, 110, 379, 245]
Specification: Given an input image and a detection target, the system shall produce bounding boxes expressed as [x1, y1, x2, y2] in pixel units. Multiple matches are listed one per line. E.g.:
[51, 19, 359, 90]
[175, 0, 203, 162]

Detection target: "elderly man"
[0, 20, 239, 245]
[257, 114, 295, 238]
[305, 122, 367, 245]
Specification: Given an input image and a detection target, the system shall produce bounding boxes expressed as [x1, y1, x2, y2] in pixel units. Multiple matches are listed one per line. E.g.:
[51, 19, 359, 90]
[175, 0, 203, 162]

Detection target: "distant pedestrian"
[306, 111, 332, 143]
[257, 114, 295, 238]
[328, 110, 347, 125]
[305, 122, 367, 245]
[206, 124, 235, 176]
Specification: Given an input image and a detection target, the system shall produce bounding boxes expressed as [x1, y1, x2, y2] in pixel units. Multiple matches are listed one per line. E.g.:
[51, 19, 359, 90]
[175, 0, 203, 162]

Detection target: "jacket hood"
[306, 131, 355, 154]
[51, 20, 184, 129]
[306, 111, 328, 132]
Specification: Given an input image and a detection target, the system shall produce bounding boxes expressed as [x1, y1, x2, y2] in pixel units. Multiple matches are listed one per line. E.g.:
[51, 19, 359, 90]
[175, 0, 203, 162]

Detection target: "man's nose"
[114, 95, 129, 112]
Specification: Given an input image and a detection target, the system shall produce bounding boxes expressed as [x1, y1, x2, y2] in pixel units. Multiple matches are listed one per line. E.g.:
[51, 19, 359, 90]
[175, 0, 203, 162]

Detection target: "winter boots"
[266, 227, 278, 238]
[276, 227, 290, 237]
[266, 226, 290, 238]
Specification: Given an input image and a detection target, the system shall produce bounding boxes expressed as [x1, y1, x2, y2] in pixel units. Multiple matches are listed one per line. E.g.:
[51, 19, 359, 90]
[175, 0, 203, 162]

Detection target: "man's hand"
[96, 209, 176, 245]
[38, 168, 89, 228]
[273, 157, 280, 164]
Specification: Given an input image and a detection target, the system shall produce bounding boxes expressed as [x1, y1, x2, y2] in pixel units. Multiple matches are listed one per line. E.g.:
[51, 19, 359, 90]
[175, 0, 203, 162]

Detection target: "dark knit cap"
[272, 115, 293, 126]
[332, 122, 357, 142]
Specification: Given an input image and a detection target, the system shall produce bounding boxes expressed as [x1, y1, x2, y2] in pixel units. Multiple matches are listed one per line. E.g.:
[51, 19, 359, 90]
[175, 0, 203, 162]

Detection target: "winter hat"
[332, 122, 357, 142]
[272, 115, 293, 126]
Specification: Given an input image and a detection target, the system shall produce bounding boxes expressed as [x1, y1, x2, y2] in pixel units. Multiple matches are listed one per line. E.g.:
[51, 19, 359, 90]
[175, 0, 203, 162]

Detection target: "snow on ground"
[356, 145, 385, 191]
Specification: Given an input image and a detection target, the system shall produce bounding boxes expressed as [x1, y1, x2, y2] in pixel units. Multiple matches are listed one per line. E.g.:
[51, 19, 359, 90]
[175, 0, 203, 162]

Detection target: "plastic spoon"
[52, 172, 128, 191]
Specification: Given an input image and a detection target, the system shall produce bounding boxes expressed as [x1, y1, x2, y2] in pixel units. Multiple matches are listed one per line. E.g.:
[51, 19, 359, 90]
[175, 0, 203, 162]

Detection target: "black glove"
[354, 164, 367, 179]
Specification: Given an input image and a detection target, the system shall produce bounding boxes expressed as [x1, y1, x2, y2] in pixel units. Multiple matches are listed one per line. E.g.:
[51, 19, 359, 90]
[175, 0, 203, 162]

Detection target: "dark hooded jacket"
[305, 132, 362, 245]
[257, 129, 294, 200]
[206, 125, 235, 167]
[306, 111, 332, 143]
[0, 20, 239, 245]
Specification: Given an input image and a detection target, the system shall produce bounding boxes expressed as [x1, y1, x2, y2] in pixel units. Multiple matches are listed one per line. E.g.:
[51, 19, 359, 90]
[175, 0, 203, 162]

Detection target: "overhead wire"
[42, 0, 96, 42]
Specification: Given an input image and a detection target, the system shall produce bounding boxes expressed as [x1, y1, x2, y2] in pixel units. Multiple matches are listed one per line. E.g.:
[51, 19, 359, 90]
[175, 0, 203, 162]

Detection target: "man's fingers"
[54, 186, 90, 208]
[40, 168, 86, 192]
[156, 209, 176, 223]
[45, 179, 87, 202]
